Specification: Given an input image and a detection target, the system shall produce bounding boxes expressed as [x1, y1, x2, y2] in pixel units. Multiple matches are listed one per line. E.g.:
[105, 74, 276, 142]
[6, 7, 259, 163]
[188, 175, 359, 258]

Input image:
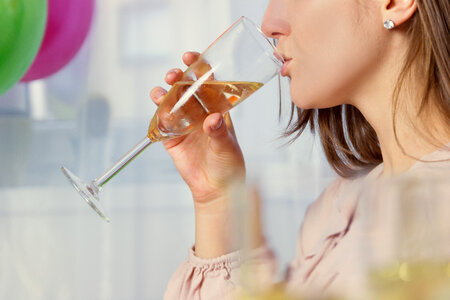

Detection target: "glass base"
[61, 166, 110, 222]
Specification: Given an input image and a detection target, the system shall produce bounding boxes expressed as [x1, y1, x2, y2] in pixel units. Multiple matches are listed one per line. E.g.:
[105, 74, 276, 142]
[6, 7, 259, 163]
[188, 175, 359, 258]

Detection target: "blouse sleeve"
[164, 244, 277, 300]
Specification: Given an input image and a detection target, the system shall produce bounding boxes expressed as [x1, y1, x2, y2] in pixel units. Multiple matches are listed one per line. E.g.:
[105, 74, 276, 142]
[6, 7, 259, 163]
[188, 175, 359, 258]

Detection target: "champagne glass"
[61, 16, 284, 222]
[364, 174, 450, 300]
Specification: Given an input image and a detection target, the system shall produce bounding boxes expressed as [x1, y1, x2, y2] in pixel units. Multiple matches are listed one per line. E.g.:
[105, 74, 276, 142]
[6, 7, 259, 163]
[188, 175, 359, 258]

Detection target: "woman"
[150, 0, 450, 298]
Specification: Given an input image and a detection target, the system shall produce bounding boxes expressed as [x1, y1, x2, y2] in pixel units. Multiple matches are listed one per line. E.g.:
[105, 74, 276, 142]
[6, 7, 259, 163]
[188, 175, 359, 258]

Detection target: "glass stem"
[92, 136, 153, 190]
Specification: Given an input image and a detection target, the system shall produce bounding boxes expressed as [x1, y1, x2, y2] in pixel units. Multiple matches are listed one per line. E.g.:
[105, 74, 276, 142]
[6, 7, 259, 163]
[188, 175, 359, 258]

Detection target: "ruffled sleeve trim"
[187, 243, 275, 271]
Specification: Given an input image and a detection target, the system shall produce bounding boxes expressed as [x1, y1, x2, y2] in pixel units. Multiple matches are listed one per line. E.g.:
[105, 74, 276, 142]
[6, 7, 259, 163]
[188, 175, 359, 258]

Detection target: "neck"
[349, 39, 449, 177]
[356, 94, 447, 177]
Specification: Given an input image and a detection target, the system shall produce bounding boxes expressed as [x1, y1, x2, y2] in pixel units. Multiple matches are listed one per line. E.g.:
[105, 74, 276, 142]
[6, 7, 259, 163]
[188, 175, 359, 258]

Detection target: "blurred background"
[0, 0, 336, 299]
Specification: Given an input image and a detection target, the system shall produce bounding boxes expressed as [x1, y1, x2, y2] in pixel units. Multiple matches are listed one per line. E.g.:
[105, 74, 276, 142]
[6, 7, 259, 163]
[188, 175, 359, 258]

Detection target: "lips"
[275, 48, 292, 76]
[281, 58, 292, 76]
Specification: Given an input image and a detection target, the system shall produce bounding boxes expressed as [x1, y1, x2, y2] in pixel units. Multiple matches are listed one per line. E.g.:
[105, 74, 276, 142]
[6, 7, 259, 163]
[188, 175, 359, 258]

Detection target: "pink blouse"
[164, 145, 450, 299]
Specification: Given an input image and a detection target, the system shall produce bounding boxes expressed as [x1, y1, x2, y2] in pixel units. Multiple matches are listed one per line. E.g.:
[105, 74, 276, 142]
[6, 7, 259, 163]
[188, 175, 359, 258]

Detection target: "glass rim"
[240, 16, 285, 68]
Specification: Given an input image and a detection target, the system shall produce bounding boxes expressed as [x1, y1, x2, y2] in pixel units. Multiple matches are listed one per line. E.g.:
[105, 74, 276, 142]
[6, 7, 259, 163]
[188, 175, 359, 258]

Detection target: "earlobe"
[381, 0, 418, 29]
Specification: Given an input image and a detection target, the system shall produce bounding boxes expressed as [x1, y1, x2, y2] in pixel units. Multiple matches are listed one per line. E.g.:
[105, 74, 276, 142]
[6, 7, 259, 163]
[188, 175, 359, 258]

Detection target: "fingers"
[203, 113, 223, 134]
[165, 68, 183, 85]
[166, 52, 200, 85]
[150, 87, 167, 105]
[150, 51, 203, 106]
[183, 51, 213, 81]
[182, 51, 201, 66]
[203, 113, 236, 154]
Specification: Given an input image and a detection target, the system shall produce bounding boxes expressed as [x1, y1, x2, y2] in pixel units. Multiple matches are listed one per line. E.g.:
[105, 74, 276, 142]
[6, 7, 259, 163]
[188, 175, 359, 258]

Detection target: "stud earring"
[383, 19, 395, 30]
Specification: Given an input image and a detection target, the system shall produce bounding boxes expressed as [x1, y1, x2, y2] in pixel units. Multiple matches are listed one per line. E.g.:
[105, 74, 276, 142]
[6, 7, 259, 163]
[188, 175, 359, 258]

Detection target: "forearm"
[194, 195, 265, 259]
[194, 204, 236, 258]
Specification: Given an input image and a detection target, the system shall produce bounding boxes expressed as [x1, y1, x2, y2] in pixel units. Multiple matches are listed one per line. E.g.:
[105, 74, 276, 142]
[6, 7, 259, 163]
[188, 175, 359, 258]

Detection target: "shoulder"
[409, 146, 450, 177]
[403, 146, 450, 192]
[299, 172, 369, 254]
[304, 169, 374, 222]
[301, 177, 346, 231]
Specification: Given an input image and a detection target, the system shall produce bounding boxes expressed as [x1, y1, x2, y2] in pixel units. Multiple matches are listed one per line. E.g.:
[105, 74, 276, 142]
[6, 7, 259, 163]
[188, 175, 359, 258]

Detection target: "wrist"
[191, 172, 246, 211]
[193, 193, 230, 213]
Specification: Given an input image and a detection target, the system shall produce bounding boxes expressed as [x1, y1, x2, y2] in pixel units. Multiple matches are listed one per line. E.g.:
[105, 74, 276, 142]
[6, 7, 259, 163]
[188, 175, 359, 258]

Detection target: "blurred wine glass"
[363, 173, 450, 300]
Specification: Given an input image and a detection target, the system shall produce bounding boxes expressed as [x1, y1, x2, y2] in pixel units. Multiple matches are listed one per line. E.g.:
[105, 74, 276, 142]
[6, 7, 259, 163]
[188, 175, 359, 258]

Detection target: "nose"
[261, 0, 291, 40]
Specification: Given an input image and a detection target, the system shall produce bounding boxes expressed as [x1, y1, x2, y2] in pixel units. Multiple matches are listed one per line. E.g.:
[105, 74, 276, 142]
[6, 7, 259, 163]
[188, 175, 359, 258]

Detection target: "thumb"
[203, 113, 236, 153]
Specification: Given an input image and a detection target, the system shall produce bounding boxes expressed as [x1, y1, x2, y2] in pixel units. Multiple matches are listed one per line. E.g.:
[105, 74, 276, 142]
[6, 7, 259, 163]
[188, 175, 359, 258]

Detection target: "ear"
[381, 0, 418, 28]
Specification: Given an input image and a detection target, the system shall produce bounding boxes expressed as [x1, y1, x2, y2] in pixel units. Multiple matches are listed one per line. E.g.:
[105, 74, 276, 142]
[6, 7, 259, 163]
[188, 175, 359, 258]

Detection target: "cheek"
[288, 2, 382, 109]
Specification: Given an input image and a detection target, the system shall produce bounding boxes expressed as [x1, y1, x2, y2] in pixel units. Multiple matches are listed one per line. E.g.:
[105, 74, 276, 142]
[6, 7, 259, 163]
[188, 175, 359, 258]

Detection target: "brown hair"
[283, 0, 450, 178]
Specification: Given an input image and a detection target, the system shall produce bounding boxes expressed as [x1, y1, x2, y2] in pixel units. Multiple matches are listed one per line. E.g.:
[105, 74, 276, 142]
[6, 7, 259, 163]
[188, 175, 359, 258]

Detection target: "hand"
[149, 51, 246, 209]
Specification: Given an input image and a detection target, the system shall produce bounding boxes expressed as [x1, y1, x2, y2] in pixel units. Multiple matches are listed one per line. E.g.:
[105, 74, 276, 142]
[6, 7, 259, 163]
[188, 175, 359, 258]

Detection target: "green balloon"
[0, 0, 47, 96]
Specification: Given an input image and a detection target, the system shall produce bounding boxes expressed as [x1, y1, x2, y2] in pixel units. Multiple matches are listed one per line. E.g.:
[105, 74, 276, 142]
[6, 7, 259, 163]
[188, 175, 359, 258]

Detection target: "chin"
[292, 101, 316, 110]
[290, 86, 343, 110]
[290, 91, 322, 110]
[289, 82, 317, 109]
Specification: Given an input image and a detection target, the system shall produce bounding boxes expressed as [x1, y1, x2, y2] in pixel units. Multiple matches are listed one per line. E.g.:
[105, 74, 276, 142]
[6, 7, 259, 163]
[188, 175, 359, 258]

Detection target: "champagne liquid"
[370, 261, 450, 300]
[147, 81, 263, 141]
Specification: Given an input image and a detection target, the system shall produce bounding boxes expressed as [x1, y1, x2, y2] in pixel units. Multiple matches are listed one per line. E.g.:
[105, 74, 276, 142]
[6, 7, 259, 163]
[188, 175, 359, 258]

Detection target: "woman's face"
[262, 0, 385, 109]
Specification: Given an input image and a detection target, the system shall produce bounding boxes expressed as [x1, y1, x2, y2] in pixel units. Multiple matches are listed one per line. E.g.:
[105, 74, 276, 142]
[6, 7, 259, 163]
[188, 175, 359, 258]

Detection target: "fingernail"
[153, 90, 165, 99]
[212, 117, 223, 130]
[168, 68, 178, 75]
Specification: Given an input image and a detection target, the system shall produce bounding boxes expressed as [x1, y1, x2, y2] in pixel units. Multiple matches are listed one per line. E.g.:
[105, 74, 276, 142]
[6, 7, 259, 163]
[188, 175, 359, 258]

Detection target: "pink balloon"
[21, 0, 94, 82]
